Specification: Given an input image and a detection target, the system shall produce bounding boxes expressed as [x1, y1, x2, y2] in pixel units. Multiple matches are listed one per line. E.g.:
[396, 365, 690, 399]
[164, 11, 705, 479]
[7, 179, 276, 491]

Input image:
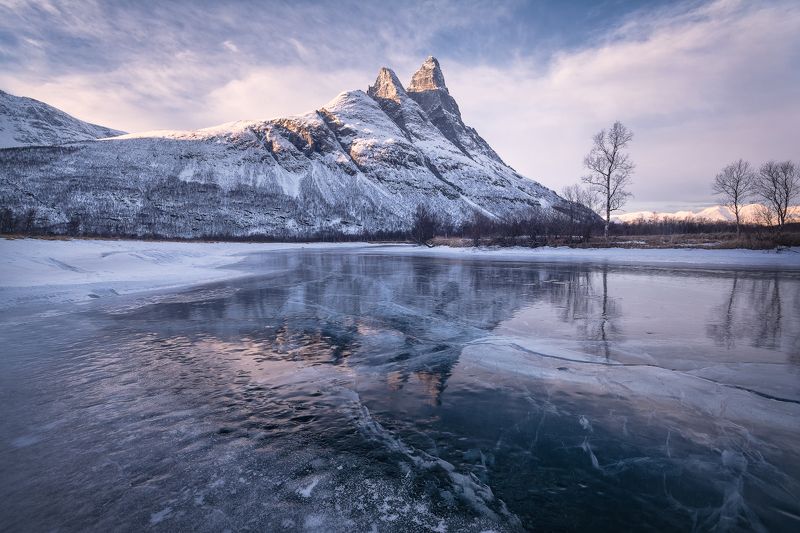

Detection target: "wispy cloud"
[222, 40, 238, 53]
[0, 0, 797, 209]
[0, 0, 519, 129]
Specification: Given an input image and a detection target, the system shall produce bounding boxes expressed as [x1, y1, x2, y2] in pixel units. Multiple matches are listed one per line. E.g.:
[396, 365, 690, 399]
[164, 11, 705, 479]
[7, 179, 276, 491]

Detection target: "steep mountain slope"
[0, 58, 590, 238]
[405, 57, 504, 163]
[0, 89, 125, 148]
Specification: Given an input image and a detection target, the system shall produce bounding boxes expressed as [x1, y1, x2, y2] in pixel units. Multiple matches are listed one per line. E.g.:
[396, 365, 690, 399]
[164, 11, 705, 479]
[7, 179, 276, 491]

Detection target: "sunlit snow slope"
[614, 204, 800, 224]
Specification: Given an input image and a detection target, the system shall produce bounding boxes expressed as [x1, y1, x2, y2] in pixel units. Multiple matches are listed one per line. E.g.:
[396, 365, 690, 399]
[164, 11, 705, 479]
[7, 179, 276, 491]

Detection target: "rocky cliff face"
[0, 89, 124, 148]
[0, 58, 588, 238]
[406, 57, 503, 163]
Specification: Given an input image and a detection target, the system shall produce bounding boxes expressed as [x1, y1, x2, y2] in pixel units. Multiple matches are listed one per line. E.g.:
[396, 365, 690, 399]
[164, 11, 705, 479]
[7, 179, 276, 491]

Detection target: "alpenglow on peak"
[408, 56, 448, 93]
[367, 67, 407, 102]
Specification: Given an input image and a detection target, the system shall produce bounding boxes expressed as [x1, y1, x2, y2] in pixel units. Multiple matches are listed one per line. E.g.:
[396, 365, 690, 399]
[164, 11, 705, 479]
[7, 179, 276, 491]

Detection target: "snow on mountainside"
[0, 57, 592, 238]
[614, 204, 800, 224]
[0, 89, 125, 148]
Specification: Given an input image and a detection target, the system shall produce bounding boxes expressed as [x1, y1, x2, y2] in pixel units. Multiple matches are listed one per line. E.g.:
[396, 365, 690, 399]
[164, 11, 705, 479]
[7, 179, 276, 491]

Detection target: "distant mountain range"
[614, 204, 800, 224]
[0, 89, 124, 148]
[0, 57, 593, 238]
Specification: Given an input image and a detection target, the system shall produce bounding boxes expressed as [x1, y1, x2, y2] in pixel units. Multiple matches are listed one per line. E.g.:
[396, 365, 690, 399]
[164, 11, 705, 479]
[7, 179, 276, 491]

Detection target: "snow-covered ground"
[2, 239, 798, 311]
[0, 239, 377, 310]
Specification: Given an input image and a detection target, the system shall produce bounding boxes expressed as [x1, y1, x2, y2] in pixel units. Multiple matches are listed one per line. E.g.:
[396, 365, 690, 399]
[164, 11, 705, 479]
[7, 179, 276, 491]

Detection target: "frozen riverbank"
[1, 238, 798, 310]
[0, 239, 377, 309]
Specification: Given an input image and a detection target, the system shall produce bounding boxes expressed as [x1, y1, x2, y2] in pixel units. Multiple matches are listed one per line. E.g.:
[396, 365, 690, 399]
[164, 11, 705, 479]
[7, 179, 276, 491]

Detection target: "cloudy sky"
[1, 0, 798, 212]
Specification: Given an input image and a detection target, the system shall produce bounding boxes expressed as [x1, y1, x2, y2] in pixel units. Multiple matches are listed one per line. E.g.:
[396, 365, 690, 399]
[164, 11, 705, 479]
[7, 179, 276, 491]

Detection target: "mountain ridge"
[0, 57, 593, 238]
[614, 204, 800, 224]
[0, 89, 125, 148]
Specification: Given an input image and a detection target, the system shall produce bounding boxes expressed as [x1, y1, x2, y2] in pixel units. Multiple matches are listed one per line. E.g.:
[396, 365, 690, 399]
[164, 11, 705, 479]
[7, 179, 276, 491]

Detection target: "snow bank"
[0, 238, 376, 309]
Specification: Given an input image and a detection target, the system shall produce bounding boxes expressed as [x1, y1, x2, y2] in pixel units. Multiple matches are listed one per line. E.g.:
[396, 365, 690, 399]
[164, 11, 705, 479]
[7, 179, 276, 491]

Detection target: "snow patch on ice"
[581, 438, 601, 470]
[0, 239, 384, 311]
[149, 506, 172, 525]
[297, 476, 320, 498]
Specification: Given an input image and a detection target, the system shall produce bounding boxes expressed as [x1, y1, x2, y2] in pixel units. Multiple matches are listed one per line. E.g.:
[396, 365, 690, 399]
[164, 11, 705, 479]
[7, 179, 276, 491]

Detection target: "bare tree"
[467, 211, 493, 247]
[756, 160, 799, 230]
[0, 208, 14, 234]
[582, 121, 634, 238]
[562, 184, 599, 218]
[562, 184, 601, 242]
[21, 208, 37, 234]
[561, 184, 582, 236]
[67, 213, 82, 235]
[753, 203, 775, 228]
[410, 204, 438, 244]
[712, 159, 755, 237]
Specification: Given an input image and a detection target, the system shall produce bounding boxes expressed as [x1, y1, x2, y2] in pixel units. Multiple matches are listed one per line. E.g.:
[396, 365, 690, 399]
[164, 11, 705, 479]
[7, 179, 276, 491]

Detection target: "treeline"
[410, 204, 599, 246]
[0, 203, 595, 244]
[1, 201, 599, 244]
[0, 205, 408, 242]
[612, 216, 800, 243]
[613, 216, 747, 236]
[3, 201, 798, 247]
[0, 207, 38, 235]
[409, 204, 800, 247]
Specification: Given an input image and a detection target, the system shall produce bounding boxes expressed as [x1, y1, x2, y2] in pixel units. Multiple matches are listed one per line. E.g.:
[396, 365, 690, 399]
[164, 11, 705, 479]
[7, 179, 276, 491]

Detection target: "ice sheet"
[2, 239, 797, 313]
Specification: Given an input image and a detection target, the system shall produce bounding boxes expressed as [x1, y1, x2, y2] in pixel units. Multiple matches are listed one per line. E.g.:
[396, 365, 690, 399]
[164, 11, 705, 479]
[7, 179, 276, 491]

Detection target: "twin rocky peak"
[371, 56, 448, 98]
[365, 56, 503, 164]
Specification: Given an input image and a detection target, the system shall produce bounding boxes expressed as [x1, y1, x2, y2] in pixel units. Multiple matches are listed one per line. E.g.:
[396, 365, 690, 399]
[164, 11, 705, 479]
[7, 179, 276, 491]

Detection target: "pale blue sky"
[1, 0, 798, 211]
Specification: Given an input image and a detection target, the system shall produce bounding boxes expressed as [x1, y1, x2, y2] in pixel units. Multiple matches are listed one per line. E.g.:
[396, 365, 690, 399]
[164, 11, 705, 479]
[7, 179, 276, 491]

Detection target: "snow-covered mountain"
[0, 58, 592, 238]
[0, 89, 125, 148]
[613, 204, 800, 224]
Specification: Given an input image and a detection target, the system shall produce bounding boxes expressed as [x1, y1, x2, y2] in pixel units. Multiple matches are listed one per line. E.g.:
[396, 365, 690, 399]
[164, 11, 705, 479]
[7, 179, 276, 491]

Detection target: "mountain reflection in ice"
[1, 251, 798, 532]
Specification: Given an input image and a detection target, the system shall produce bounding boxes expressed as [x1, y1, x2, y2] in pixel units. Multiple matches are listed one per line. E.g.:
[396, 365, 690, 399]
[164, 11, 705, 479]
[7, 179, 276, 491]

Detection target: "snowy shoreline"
[0, 239, 378, 310]
[1, 238, 798, 310]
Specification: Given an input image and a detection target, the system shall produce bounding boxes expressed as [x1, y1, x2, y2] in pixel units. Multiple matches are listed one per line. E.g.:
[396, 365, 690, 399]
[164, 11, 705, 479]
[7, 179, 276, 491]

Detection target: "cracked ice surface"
[1, 244, 799, 531]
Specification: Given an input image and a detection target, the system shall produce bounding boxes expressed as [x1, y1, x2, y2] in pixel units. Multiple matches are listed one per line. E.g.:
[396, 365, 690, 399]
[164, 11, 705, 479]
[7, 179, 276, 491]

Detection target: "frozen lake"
[1, 247, 799, 531]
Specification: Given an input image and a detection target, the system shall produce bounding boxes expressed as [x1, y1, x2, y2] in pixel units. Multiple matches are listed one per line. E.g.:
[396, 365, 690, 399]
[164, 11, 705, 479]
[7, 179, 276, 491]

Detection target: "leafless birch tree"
[582, 121, 634, 238]
[712, 159, 755, 236]
[562, 184, 601, 215]
[756, 160, 799, 230]
[562, 184, 601, 240]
